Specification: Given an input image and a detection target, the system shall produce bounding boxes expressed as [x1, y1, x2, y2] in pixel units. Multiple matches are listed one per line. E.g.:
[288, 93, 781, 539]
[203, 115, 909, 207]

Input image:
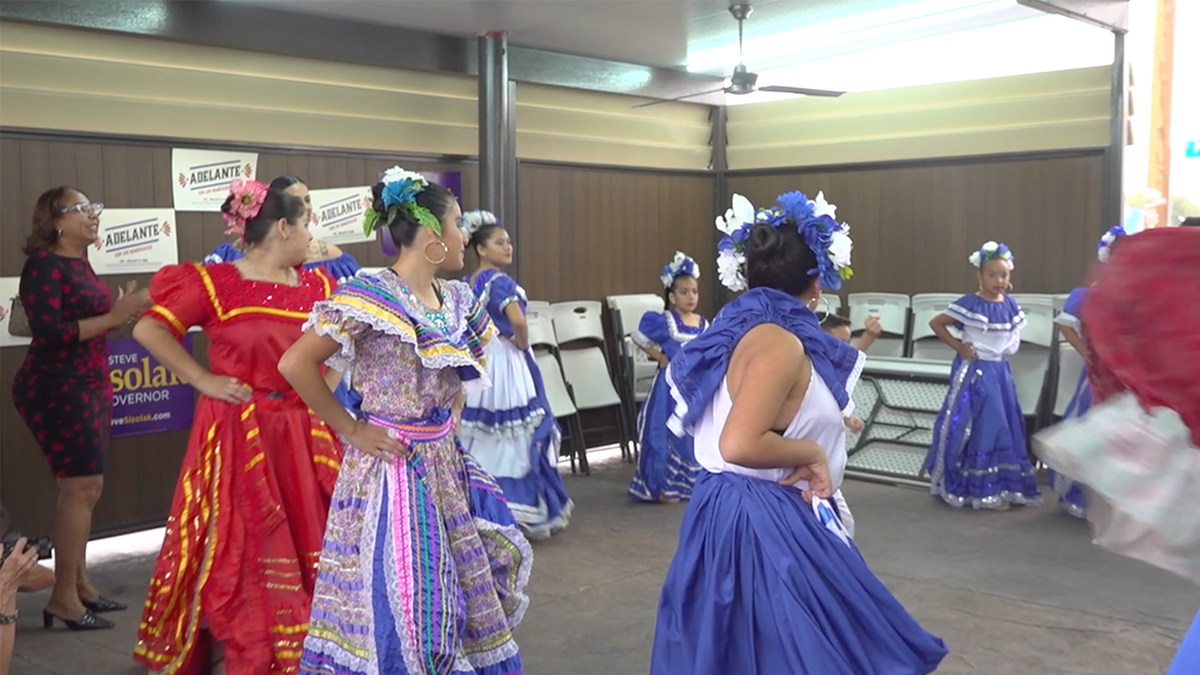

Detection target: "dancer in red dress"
[1034, 226, 1200, 675]
[131, 180, 342, 675]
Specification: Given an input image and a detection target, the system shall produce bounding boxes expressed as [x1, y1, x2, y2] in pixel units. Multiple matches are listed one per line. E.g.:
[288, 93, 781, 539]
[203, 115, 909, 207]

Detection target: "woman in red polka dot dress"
[11, 187, 150, 631]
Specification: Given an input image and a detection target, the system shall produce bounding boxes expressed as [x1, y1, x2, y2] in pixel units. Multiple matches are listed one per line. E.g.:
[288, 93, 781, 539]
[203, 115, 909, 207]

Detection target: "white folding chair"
[848, 292, 910, 358]
[822, 293, 842, 315]
[1053, 342, 1086, 417]
[526, 309, 589, 473]
[526, 300, 552, 315]
[909, 294, 963, 362]
[606, 294, 665, 457]
[551, 301, 633, 462]
[525, 308, 558, 352]
[1009, 294, 1057, 426]
[1052, 293, 1070, 314]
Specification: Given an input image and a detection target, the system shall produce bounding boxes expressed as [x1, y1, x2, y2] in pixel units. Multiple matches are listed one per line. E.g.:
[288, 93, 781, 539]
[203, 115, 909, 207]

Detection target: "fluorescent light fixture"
[724, 13, 1113, 106]
[687, 0, 1020, 72]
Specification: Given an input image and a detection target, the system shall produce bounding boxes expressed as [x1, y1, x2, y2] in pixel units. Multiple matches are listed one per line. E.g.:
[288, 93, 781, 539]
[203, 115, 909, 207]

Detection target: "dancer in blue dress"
[651, 191, 947, 675]
[1048, 225, 1127, 518]
[924, 241, 1041, 510]
[629, 252, 708, 503]
[204, 175, 362, 283]
[458, 210, 572, 540]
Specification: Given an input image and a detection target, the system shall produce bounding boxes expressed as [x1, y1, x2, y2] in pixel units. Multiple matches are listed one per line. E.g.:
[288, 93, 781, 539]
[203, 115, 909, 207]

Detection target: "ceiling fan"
[635, 2, 845, 109]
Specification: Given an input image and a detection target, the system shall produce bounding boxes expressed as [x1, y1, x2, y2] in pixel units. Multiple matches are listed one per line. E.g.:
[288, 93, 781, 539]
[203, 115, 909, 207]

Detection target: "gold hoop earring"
[424, 240, 448, 266]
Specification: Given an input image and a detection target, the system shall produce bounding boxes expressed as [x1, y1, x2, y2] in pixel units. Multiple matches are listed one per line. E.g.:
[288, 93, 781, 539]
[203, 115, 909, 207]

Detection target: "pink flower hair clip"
[222, 178, 268, 239]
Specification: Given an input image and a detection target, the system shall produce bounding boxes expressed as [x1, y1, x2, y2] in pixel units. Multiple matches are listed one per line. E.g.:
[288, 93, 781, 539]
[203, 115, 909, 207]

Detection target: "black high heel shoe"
[42, 609, 114, 631]
[82, 596, 127, 613]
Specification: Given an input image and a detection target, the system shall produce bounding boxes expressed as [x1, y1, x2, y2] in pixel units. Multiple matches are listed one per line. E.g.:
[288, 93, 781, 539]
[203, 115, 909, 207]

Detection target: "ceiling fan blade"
[758, 85, 846, 98]
[632, 87, 729, 109]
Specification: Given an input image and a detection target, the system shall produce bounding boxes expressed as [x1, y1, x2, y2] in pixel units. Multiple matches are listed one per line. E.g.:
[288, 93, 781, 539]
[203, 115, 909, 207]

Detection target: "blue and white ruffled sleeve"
[485, 273, 524, 317]
[633, 311, 669, 352]
[943, 294, 1026, 333]
[1055, 287, 1086, 333]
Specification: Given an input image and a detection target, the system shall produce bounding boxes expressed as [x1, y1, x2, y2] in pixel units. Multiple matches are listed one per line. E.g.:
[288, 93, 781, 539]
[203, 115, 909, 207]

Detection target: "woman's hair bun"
[746, 222, 783, 256]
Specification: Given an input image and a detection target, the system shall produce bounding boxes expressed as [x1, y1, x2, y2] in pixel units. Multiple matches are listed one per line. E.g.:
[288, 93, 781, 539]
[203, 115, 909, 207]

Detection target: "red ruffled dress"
[1082, 227, 1200, 442]
[133, 262, 343, 675]
[1079, 226, 1200, 675]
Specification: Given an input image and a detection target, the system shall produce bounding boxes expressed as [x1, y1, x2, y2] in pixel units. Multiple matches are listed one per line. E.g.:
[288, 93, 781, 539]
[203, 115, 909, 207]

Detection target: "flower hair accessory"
[222, 179, 268, 239]
[362, 166, 442, 241]
[660, 251, 700, 289]
[714, 191, 853, 293]
[1097, 225, 1126, 263]
[460, 209, 499, 240]
[968, 241, 1015, 269]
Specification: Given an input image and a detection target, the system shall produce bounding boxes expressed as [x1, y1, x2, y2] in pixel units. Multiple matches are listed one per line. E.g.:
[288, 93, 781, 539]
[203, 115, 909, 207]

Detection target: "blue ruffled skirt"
[925, 356, 1041, 509]
[1048, 370, 1090, 518]
[629, 369, 702, 502]
[1167, 607, 1200, 675]
[650, 471, 948, 675]
[460, 338, 572, 539]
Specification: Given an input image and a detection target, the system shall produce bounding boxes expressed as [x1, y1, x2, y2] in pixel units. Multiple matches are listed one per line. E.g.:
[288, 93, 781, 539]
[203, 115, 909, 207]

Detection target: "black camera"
[1, 531, 53, 563]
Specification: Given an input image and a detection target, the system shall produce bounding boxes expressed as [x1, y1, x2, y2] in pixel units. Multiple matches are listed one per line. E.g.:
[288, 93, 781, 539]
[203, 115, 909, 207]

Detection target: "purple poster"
[108, 336, 196, 439]
[423, 171, 462, 200]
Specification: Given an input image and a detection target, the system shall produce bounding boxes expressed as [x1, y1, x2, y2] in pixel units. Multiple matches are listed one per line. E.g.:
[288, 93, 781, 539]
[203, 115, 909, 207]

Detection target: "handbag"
[6, 296, 31, 338]
[1033, 392, 1200, 586]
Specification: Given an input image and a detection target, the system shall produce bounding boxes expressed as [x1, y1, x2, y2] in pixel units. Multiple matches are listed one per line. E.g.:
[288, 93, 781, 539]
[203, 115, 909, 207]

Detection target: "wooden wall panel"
[0, 134, 477, 537]
[515, 162, 717, 317]
[727, 152, 1105, 297]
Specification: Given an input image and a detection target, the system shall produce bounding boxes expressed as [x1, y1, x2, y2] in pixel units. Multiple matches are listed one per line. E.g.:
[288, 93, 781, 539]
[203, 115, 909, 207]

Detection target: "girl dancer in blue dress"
[629, 251, 708, 503]
[458, 209, 572, 540]
[924, 241, 1041, 510]
[1048, 225, 1127, 518]
[651, 191, 947, 675]
[205, 175, 362, 283]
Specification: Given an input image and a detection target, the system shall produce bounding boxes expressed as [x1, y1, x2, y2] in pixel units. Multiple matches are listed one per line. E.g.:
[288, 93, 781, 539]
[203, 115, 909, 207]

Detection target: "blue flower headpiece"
[968, 241, 1015, 269]
[460, 209, 500, 240]
[362, 166, 441, 239]
[1097, 225, 1126, 263]
[714, 191, 853, 293]
[660, 251, 700, 289]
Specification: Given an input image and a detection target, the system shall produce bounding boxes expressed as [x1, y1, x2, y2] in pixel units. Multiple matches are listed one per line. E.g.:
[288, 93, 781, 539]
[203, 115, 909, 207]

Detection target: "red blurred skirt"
[134, 391, 342, 675]
[1033, 227, 1200, 585]
[1081, 227, 1200, 441]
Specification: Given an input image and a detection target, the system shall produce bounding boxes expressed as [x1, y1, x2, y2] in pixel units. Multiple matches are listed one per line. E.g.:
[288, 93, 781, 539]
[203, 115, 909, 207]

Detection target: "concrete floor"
[9, 455, 1198, 675]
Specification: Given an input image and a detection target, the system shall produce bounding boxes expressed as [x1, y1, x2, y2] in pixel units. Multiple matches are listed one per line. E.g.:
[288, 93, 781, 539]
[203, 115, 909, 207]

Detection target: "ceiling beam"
[0, 0, 726, 106]
[1017, 0, 1130, 33]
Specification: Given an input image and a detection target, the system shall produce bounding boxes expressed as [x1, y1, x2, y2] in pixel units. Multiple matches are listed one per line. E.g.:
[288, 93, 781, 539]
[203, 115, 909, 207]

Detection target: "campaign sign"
[309, 186, 373, 245]
[90, 209, 179, 275]
[172, 148, 258, 212]
[108, 336, 195, 439]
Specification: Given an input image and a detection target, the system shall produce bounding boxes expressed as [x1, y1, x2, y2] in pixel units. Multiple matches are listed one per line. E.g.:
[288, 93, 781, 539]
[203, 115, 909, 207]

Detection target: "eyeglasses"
[59, 202, 104, 217]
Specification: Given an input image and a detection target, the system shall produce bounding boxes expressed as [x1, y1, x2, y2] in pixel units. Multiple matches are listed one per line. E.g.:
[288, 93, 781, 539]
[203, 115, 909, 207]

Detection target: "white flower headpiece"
[460, 209, 499, 239]
[968, 241, 1015, 270]
[382, 166, 427, 186]
[660, 251, 700, 289]
[714, 191, 853, 293]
